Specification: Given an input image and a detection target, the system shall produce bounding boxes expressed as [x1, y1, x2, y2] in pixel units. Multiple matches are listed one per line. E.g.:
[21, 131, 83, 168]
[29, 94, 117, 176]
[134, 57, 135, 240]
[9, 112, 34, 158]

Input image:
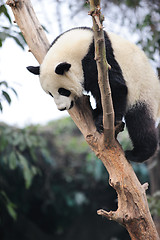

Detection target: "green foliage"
[0, 81, 18, 112]
[0, 4, 11, 23]
[0, 191, 17, 221]
[82, 0, 160, 64]
[0, 3, 25, 49]
[0, 125, 49, 188]
[148, 191, 160, 217]
[136, 10, 160, 60]
[0, 118, 148, 239]
[112, 0, 160, 63]
[109, 0, 141, 8]
[0, 124, 54, 221]
[0, 3, 25, 112]
[47, 117, 79, 135]
[124, 0, 141, 8]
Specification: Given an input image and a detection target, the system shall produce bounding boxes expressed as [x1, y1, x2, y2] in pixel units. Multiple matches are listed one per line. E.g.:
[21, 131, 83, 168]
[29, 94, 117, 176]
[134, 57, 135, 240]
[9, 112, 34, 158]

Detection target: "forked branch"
[6, 0, 159, 239]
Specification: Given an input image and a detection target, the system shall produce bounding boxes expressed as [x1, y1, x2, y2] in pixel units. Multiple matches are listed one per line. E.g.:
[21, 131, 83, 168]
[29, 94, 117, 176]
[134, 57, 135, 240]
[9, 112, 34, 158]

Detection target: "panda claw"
[115, 121, 125, 137]
[96, 124, 104, 134]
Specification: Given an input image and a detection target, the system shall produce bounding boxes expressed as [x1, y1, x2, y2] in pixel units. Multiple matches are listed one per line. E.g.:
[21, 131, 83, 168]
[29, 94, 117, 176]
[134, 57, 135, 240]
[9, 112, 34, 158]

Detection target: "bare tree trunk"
[149, 154, 160, 235]
[6, 0, 160, 239]
[148, 124, 160, 235]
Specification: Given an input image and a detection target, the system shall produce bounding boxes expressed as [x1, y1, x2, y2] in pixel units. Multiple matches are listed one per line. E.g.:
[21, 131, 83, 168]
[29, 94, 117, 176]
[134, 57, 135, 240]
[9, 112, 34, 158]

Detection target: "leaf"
[0, 191, 17, 220]
[0, 5, 12, 23]
[0, 102, 3, 112]
[0, 32, 7, 42]
[10, 87, 18, 97]
[7, 202, 17, 221]
[11, 35, 25, 50]
[2, 91, 11, 104]
[0, 81, 8, 87]
[8, 151, 18, 170]
[17, 152, 34, 189]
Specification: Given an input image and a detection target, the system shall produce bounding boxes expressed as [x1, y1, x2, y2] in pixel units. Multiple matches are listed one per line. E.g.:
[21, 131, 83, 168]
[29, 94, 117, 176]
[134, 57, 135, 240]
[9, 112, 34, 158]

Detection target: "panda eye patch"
[58, 88, 71, 97]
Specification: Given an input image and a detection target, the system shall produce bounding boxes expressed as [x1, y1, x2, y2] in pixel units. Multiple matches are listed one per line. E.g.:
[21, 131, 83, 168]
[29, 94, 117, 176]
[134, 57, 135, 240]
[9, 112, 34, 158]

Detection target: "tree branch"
[6, 0, 49, 63]
[6, 0, 159, 239]
[89, 0, 114, 145]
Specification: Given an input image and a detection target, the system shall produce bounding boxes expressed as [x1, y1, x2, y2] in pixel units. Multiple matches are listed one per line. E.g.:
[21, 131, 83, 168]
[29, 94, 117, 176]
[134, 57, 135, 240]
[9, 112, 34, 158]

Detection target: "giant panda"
[27, 27, 160, 162]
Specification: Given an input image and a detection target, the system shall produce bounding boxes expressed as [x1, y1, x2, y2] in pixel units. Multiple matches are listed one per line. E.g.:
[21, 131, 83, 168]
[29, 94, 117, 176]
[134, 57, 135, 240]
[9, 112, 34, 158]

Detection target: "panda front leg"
[125, 102, 158, 162]
[92, 87, 127, 134]
[92, 105, 125, 135]
[92, 107, 104, 133]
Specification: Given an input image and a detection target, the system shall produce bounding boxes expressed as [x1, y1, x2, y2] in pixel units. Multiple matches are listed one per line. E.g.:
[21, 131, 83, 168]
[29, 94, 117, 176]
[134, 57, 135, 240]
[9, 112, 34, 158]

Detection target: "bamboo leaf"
[0, 102, 3, 112]
[0, 81, 8, 87]
[0, 5, 12, 23]
[8, 151, 18, 170]
[10, 87, 18, 97]
[7, 202, 17, 221]
[0, 191, 17, 220]
[2, 91, 11, 104]
[17, 152, 34, 189]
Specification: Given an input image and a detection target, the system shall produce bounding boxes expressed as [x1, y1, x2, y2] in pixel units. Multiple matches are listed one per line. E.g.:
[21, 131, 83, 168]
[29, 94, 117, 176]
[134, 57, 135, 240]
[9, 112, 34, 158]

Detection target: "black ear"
[26, 66, 40, 75]
[55, 62, 71, 75]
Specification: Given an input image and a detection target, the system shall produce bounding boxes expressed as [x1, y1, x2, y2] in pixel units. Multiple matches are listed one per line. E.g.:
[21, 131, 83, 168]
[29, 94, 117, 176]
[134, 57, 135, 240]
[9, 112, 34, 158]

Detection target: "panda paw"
[94, 116, 104, 133]
[92, 109, 125, 135]
[115, 121, 125, 137]
[95, 122, 103, 133]
[92, 109, 103, 133]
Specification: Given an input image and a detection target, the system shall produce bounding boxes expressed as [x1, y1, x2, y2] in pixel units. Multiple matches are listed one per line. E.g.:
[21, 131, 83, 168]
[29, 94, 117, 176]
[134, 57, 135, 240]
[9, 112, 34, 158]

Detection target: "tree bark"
[148, 124, 160, 235]
[149, 154, 160, 236]
[6, 0, 160, 239]
[6, 0, 49, 63]
[89, 0, 114, 145]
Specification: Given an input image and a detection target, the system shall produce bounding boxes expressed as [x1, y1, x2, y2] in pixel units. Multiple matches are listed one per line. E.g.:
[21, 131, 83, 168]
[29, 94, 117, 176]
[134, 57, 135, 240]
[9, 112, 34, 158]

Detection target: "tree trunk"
[148, 124, 160, 235]
[6, 0, 160, 239]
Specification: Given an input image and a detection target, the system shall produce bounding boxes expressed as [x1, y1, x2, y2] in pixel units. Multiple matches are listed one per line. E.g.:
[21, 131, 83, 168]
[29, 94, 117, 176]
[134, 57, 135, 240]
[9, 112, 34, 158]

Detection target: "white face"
[47, 86, 75, 111]
[40, 62, 84, 111]
[39, 28, 94, 111]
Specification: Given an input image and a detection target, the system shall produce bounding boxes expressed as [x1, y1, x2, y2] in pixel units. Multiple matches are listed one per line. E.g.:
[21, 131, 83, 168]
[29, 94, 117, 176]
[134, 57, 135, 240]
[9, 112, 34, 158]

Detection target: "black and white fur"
[27, 27, 160, 162]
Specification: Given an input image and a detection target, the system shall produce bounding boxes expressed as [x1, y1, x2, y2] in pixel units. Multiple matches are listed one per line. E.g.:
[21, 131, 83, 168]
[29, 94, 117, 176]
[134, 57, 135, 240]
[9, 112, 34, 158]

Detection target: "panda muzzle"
[59, 101, 74, 111]
[59, 107, 66, 111]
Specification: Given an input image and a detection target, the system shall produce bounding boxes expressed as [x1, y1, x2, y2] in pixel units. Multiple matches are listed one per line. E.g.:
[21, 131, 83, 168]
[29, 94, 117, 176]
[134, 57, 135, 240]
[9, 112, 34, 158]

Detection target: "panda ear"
[55, 62, 71, 75]
[26, 66, 40, 75]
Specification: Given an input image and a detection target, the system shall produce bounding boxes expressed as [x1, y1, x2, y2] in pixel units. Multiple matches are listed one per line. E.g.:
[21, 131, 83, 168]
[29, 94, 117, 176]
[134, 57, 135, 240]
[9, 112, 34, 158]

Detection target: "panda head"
[27, 61, 83, 111]
[27, 27, 94, 111]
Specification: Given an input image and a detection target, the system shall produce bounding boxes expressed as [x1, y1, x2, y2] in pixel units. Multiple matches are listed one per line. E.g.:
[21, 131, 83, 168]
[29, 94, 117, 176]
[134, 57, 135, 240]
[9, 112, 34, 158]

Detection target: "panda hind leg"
[125, 102, 158, 162]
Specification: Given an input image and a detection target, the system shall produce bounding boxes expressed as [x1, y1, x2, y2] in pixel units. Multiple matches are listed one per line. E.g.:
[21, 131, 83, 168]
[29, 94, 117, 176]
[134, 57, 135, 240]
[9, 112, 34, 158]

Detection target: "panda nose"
[59, 107, 66, 111]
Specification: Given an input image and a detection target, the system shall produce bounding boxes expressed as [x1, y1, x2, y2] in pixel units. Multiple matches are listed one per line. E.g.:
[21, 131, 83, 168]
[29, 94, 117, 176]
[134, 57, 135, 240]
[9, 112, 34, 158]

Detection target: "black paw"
[95, 122, 103, 133]
[92, 109, 103, 133]
[95, 115, 103, 133]
[115, 121, 125, 137]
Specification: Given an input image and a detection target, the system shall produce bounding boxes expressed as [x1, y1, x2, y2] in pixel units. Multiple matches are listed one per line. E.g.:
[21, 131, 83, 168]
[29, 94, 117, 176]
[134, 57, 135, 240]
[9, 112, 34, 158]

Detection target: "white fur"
[54, 93, 72, 111]
[40, 28, 160, 117]
[40, 28, 93, 109]
[108, 32, 160, 119]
